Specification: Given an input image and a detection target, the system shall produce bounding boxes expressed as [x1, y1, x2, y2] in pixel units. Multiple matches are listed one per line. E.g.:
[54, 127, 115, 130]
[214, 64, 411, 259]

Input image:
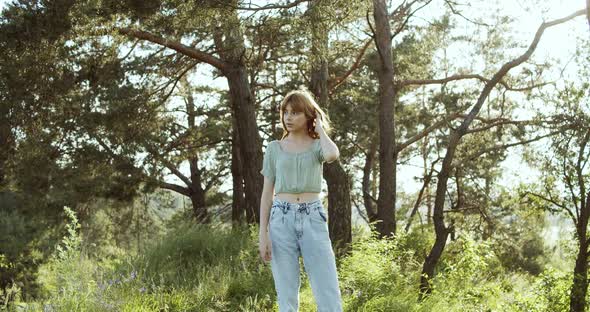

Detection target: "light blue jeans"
[269, 198, 343, 312]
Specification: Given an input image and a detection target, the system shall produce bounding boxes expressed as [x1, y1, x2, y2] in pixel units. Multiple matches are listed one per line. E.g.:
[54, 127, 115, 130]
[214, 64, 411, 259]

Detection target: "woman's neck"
[286, 132, 311, 142]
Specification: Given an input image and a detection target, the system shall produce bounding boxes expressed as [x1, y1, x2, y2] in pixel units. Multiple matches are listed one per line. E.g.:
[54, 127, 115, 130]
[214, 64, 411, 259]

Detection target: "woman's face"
[283, 104, 308, 132]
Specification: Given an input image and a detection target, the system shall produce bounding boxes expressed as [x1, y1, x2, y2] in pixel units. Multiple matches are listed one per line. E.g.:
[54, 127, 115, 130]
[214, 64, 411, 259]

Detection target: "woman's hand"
[259, 231, 272, 263]
[314, 114, 324, 134]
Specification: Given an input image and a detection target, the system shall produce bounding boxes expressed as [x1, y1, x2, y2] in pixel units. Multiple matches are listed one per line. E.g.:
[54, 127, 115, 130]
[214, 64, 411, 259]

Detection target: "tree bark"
[213, 5, 264, 224]
[308, 0, 352, 257]
[325, 164, 352, 257]
[372, 0, 397, 238]
[0, 104, 13, 188]
[569, 129, 590, 312]
[570, 231, 589, 312]
[231, 113, 246, 224]
[362, 139, 379, 224]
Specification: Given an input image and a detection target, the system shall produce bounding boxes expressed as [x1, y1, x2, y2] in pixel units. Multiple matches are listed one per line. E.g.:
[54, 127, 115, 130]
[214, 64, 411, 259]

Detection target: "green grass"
[4, 208, 587, 311]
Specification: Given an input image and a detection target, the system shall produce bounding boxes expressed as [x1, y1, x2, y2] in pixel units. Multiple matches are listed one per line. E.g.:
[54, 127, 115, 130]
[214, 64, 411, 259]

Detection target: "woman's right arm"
[259, 141, 276, 235]
[259, 177, 275, 236]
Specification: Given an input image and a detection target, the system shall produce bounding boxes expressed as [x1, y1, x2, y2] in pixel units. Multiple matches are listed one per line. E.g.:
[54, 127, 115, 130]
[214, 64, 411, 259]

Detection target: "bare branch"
[328, 38, 373, 93]
[522, 191, 577, 223]
[397, 112, 461, 152]
[147, 61, 199, 101]
[405, 157, 440, 232]
[158, 181, 191, 196]
[457, 8, 586, 134]
[390, 0, 432, 39]
[205, 166, 229, 192]
[118, 39, 140, 62]
[443, 0, 491, 27]
[221, 0, 310, 11]
[462, 130, 562, 162]
[464, 118, 536, 134]
[398, 73, 554, 91]
[118, 27, 229, 72]
[144, 145, 193, 188]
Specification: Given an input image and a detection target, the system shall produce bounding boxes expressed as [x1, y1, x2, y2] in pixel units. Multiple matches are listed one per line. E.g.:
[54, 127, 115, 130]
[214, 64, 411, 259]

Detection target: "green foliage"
[4, 215, 587, 311]
[36, 206, 102, 310]
[338, 228, 429, 311]
[432, 237, 503, 304]
[27, 213, 278, 311]
[0, 192, 46, 304]
[506, 267, 573, 312]
[1, 0, 588, 311]
[493, 230, 546, 275]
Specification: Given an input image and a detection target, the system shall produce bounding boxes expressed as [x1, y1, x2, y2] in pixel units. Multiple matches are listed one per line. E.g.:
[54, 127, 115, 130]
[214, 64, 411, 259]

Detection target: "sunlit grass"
[8, 207, 582, 311]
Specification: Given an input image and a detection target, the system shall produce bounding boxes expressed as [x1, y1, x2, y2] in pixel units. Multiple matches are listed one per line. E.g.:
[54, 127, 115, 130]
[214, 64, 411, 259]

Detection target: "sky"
[1, 0, 586, 237]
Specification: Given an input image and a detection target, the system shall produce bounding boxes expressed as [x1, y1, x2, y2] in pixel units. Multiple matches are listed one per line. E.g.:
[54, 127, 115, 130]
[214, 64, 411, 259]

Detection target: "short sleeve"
[260, 141, 276, 181]
[315, 140, 326, 163]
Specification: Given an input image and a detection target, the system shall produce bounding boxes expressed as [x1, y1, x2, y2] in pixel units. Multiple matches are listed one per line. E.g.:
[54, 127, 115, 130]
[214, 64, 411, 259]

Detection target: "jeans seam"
[318, 210, 327, 222]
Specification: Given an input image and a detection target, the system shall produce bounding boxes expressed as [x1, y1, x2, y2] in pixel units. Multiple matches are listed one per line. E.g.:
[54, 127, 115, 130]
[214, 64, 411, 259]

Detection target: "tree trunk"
[183, 76, 210, 223]
[231, 114, 246, 224]
[362, 139, 379, 224]
[372, 0, 397, 238]
[225, 66, 263, 224]
[0, 102, 14, 188]
[190, 189, 208, 222]
[570, 193, 590, 312]
[213, 5, 264, 224]
[569, 237, 588, 312]
[419, 132, 457, 298]
[325, 164, 352, 258]
[308, 0, 352, 257]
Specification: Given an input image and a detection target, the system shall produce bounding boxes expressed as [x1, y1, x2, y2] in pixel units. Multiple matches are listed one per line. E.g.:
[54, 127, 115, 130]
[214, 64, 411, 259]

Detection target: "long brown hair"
[278, 88, 334, 140]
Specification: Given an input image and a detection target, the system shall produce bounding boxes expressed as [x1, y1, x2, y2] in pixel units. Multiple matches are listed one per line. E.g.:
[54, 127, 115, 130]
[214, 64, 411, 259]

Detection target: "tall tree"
[418, 8, 587, 298]
[307, 0, 353, 256]
[110, 1, 262, 223]
[371, 0, 397, 238]
[521, 40, 590, 310]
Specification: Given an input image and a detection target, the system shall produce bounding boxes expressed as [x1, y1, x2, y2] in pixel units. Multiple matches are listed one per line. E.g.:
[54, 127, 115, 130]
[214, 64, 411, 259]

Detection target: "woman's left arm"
[315, 118, 339, 163]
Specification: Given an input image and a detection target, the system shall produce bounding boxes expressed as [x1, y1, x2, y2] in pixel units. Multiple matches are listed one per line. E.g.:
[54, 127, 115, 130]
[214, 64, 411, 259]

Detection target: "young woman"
[258, 89, 343, 312]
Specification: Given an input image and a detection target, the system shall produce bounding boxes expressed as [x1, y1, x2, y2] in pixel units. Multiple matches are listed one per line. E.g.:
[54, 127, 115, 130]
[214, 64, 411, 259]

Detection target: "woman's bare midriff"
[275, 192, 320, 204]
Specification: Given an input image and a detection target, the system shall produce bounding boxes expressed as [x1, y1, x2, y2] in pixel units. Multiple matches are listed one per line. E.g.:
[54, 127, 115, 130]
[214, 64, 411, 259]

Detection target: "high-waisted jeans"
[269, 198, 343, 312]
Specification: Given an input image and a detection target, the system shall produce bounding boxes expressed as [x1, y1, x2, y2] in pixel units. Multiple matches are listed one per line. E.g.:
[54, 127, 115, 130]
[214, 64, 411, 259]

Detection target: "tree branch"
[398, 112, 466, 152]
[390, 0, 432, 39]
[462, 130, 561, 162]
[218, 0, 310, 11]
[443, 0, 491, 27]
[523, 191, 577, 224]
[464, 118, 536, 135]
[405, 157, 440, 232]
[158, 181, 191, 196]
[328, 38, 373, 93]
[398, 73, 554, 91]
[144, 145, 193, 188]
[118, 27, 229, 72]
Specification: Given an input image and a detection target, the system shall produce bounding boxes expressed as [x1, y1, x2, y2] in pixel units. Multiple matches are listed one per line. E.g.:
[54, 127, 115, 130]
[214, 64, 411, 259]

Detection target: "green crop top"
[260, 139, 328, 194]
